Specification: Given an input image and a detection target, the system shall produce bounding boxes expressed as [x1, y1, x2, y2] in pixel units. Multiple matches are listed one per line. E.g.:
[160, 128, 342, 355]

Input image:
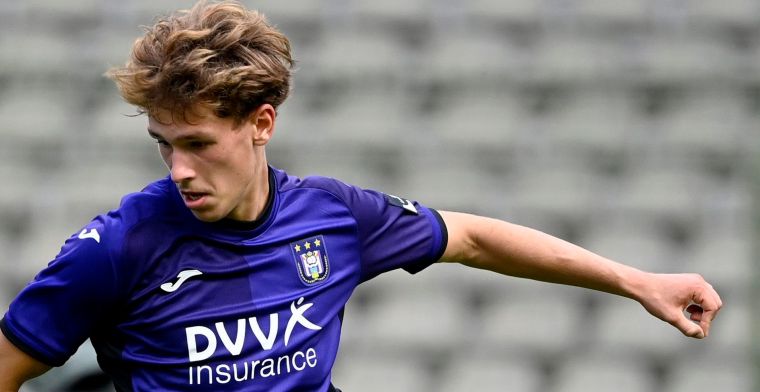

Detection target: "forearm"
[439, 211, 721, 338]
[0, 331, 50, 392]
[441, 212, 648, 300]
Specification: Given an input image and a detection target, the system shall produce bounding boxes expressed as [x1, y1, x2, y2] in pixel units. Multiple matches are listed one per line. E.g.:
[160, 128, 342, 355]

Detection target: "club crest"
[291, 235, 330, 284]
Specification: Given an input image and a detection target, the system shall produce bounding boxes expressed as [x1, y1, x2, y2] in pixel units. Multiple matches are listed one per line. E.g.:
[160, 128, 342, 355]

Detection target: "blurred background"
[1, 0, 758, 391]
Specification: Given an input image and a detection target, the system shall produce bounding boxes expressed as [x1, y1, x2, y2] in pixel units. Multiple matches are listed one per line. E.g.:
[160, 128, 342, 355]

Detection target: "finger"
[712, 288, 723, 311]
[699, 306, 719, 337]
[693, 295, 721, 338]
[706, 282, 723, 311]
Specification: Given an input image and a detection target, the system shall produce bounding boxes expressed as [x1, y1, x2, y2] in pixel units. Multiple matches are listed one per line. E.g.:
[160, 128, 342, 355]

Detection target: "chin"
[190, 209, 226, 223]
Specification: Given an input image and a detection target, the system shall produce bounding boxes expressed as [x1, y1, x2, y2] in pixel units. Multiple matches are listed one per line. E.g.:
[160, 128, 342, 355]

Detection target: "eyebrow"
[147, 129, 211, 141]
[147, 129, 163, 139]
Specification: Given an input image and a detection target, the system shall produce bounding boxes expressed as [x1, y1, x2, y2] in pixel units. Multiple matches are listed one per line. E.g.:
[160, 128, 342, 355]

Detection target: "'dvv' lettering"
[249, 313, 278, 350]
[185, 298, 322, 362]
[186, 326, 217, 362]
[216, 319, 246, 356]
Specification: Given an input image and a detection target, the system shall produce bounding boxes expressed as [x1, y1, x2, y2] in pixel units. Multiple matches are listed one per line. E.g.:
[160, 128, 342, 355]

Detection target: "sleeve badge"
[385, 194, 418, 215]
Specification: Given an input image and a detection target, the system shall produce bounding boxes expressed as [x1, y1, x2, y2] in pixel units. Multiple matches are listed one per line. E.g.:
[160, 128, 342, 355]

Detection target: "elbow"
[453, 218, 500, 269]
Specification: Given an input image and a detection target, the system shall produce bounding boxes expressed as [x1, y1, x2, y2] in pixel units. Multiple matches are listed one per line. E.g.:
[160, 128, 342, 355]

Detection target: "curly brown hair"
[106, 0, 293, 126]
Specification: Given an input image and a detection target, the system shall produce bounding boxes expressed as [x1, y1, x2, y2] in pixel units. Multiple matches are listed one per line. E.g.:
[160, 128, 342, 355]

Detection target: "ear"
[249, 104, 276, 146]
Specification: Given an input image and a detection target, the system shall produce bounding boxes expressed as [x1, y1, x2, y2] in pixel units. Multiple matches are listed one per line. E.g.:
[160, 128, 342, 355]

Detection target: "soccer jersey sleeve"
[0, 216, 122, 367]
[322, 180, 448, 282]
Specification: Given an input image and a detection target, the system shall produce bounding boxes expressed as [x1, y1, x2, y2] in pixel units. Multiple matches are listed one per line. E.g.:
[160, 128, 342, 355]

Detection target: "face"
[147, 105, 275, 222]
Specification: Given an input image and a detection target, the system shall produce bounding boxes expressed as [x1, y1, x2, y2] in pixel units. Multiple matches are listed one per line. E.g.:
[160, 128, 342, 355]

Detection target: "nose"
[168, 149, 196, 184]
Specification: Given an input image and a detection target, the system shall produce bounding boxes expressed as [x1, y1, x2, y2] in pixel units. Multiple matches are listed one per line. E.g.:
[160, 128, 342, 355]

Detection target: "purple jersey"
[1, 167, 447, 391]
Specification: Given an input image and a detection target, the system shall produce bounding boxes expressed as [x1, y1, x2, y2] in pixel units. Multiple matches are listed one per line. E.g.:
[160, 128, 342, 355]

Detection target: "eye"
[155, 139, 170, 147]
[188, 140, 212, 149]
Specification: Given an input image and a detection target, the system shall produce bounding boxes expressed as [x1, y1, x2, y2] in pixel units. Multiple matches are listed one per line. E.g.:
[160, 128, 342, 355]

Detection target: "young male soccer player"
[0, 1, 722, 391]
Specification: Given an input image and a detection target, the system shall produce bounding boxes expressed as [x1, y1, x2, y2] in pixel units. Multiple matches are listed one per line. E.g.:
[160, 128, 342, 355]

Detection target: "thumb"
[671, 314, 705, 339]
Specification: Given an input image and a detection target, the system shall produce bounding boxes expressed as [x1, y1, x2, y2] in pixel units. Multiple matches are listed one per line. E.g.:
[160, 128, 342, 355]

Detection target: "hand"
[635, 273, 722, 339]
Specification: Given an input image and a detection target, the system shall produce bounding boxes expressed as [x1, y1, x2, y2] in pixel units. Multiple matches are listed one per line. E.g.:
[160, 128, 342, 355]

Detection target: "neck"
[249, 162, 271, 221]
[230, 156, 271, 222]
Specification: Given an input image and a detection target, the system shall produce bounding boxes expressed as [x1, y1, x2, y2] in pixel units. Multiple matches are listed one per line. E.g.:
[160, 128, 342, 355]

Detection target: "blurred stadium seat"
[611, 164, 711, 229]
[351, 0, 433, 26]
[332, 351, 433, 392]
[706, 294, 752, 353]
[544, 88, 629, 140]
[422, 29, 530, 83]
[636, 34, 743, 81]
[573, 0, 652, 27]
[314, 30, 413, 82]
[685, 0, 760, 29]
[474, 290, 585, 357]
[655, 88, 749, 161]
[663, 352, 754, 392]
[463, 0, 545, 26]
[530, 34, 626, 82]
[580, 217, 681, 273]
[350, 287, 470, 354]
[688, 225, 753, 291]
[426, 86, 528, 147]
[437, 352, 543, 392]
[549, 352, 656, 392]
[593, 296, 686, 357]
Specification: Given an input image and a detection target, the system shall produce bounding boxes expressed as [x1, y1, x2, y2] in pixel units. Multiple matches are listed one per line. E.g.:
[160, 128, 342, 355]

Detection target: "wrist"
[618, 266, 651, 301]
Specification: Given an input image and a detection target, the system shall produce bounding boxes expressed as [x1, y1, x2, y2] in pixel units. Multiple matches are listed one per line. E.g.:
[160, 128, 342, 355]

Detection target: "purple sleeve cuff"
[402, 208, 448, 274]
[1, 315, 65, 367]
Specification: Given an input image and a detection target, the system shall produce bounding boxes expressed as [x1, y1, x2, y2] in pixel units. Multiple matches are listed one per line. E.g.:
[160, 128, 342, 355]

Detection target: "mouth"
[180, 190, 209, 207]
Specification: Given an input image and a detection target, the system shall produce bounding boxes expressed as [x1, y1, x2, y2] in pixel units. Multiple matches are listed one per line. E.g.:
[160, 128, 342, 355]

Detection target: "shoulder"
[116, 176, 181, 223]
[105, 176, 186, 230]
[75, 177, 184, 258]
[275, 167, 348, 195]
[271, 167, 422, 228]
[49, 177, 189, 291]
[273, 167, 381, 208]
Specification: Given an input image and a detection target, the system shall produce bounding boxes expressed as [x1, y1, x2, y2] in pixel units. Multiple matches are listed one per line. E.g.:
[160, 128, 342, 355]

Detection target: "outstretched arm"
[438, 211, 722, 338]
[0, 330, 50, 392]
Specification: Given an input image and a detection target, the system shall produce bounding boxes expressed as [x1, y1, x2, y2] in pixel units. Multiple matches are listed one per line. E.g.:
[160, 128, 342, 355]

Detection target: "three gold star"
[295, 238, 322, 252]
